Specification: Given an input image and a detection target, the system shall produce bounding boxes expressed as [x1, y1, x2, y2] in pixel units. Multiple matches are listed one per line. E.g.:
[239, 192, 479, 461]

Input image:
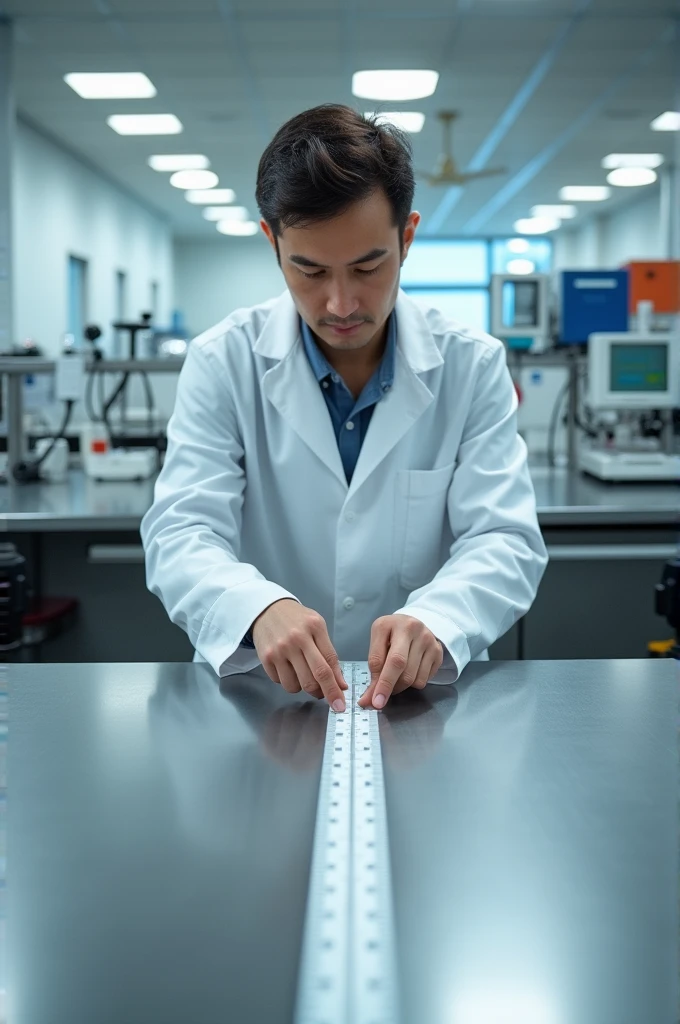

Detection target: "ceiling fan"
[419, 111, 506, 186]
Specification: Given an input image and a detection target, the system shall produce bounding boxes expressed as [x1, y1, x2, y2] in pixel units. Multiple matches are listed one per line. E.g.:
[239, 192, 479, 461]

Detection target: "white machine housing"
[490, 273, 550, 348]
[587, 332, 680, 410]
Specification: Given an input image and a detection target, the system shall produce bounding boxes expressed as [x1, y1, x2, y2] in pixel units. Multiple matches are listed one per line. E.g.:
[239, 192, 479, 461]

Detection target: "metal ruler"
[295, 662, 400, 1024]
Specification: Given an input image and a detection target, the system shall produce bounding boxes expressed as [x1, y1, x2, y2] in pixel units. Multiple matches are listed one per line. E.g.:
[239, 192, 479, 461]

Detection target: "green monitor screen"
[609, 343, 668, 393]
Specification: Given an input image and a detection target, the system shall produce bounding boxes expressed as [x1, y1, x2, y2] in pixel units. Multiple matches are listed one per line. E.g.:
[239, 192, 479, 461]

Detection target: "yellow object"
[647, 639, 676, 656]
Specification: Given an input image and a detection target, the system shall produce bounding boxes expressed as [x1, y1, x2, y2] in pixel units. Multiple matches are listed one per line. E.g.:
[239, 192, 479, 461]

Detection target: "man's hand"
[252, 599, 348, 711]
[358, 615, 444, 710]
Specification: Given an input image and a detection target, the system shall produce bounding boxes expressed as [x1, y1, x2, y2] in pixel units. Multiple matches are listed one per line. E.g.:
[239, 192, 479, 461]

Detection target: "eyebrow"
[288, 247, 388, 269]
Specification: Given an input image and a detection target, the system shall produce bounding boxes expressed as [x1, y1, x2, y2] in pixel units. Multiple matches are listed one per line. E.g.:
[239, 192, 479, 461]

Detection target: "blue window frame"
[401, 237, 553, 333]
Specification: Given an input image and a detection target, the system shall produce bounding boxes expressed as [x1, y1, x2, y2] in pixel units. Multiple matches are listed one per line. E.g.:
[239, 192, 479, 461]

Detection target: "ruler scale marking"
[295, 662, 399, 1024]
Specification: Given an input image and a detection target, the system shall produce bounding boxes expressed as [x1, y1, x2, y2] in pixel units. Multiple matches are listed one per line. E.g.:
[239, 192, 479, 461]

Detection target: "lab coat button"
[343, 597, 355, 610]
[344, 510, 356, 522]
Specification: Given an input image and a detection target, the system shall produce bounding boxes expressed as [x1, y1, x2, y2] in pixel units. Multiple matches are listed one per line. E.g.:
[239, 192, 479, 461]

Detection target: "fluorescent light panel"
[149, 154, 210, 171]
[170, 169, 219, 190]
[352, 69, 439, 101]
[531, 204, 577, 219]
[203, 206, 248, 222]
[364, 111, 425, 132]
[606, 167, 657, 187]
[108, 114, 182, 135]
[602, 153, 663, 169]
[507, 238, 530, 254]
[514, 216, 560, 234]
[507, 259, 536, 275]
[651, 111, 680, 131]
[217, 220, 259, 236]
[559, 186, 610, 201]
[186, 188, 236, 204]
[65, 72, 156, 99]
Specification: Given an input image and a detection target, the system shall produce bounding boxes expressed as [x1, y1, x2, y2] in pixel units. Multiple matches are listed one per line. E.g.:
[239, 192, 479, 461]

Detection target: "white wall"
[553, 189, 664, 270]
[12, 118, 174, 354]
[173, 237, 284, 337]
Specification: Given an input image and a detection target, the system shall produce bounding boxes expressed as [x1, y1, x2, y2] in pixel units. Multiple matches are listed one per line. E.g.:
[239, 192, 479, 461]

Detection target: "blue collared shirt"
[240, 312, 396, 649]
[300, 313, 396, 484]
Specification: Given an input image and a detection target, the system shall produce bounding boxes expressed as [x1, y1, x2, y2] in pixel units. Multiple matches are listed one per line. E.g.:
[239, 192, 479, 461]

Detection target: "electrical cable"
[11, 399, 74, 483]
[547, 379, 570, 469]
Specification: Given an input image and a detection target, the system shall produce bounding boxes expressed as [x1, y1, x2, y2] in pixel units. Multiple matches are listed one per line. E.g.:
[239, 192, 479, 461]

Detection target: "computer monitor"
[490, 274, 549, 339]
[588, 333, 680, 410]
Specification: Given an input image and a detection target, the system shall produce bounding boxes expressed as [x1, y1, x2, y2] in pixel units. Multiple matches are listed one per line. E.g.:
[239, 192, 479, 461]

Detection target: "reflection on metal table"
[7, 658, 677, 1024]
[0, 467, 678, 532]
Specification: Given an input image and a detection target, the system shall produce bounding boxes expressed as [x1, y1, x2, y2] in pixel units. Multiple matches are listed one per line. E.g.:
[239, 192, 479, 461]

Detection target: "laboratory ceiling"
[2, 0, 679, 238]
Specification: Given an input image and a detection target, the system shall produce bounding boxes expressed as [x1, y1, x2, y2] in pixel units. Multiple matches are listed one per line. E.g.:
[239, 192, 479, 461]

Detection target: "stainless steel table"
[0, 467, 678, 531]
[7, 659, 678, 1024]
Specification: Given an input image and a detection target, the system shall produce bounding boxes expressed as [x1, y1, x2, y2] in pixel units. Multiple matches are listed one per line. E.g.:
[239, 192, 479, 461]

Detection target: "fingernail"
[332, 699, 346, 713]
[373, 694, 386, 709]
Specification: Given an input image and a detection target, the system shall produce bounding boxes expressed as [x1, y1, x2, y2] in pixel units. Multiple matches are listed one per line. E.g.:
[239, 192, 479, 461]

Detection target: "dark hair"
[255, 104, 414, 243]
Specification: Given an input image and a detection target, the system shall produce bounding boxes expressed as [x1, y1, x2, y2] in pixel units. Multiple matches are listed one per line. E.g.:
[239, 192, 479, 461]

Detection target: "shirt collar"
[300, 312, 396, 391]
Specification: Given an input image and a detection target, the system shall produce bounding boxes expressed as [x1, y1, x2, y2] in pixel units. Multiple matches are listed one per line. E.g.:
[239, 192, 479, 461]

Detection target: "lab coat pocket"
[395, 462, 455, 592]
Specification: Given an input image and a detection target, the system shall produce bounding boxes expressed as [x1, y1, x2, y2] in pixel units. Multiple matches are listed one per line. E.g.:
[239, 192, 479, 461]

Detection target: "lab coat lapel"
[258, 292, 347, 488]
[255, 290, 444, 496]
[347, 292, 444, 498]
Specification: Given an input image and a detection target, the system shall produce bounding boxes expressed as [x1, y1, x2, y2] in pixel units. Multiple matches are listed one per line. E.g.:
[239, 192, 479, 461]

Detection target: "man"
[141, 104, 547, 713]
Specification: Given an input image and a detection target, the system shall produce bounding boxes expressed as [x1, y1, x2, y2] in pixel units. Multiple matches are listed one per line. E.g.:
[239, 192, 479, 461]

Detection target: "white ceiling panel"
[3, 0, 677, 237]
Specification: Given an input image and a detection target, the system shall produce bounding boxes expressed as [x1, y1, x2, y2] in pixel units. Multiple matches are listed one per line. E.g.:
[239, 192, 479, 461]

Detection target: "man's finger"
[278, 661, 303, 694]
[365, 637, 412, 710]
[304, 642, 347, 713]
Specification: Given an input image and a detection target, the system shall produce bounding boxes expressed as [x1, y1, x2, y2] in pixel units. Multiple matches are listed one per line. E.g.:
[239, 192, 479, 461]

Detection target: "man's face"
[261, 191, 420, 353]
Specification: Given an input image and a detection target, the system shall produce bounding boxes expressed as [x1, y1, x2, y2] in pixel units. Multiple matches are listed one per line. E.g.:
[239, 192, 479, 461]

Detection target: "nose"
[326, 281, 360, 320]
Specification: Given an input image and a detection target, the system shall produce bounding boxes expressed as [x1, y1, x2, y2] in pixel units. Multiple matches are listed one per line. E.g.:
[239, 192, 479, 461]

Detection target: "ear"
[260, 220, 276, 249]
[401, 211, 421, 262]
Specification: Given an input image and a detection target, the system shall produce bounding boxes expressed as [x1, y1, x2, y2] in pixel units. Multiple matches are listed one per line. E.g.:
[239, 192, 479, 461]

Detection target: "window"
[67, 255, 88, 343]
[400, 238, 552, 333]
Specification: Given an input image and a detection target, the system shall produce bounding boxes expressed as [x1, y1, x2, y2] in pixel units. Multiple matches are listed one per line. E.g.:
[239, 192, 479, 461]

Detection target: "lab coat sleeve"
[392, 342, 548, 681]
[140, 339, 300, 677]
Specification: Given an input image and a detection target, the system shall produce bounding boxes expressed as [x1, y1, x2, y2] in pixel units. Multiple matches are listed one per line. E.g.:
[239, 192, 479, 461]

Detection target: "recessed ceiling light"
[352, 70, 439, 101]
[203, 205, 248, 222]
[559, 186, 611, 201]
[217, 220, 259, 236]
[107, 114, 182, 136]
[65, 72, 156, 99]
[148, 154, 210, 172]
[364, 111, 425, 133]
[651, 111, 680, 131]
[606, 167, 657, 187]
[507, 238, 530, 254]
[185, 188, 236, 204]
[170, 169, 218, 190]
[506, 258, 536, 275]
[514, 217, 560, 235]
[602, 153, 663, 169]
[531, 204, 577, 219]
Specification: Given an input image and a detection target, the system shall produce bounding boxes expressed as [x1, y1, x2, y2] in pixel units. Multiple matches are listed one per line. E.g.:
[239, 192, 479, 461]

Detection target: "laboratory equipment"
[625, 260, 680, 315]
[0, 543, 27, 652]
[559, 270, 629, 345]
[80, 421, 157, 482]
[490, 273, 550, 352]
[580, 332, 680, 481]
[655, 555, 680, 658]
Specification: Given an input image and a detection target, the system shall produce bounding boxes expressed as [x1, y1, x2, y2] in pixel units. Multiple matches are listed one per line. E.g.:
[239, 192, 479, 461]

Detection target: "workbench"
[1, 467, 678, 662]
[7, 658, 678, 1024]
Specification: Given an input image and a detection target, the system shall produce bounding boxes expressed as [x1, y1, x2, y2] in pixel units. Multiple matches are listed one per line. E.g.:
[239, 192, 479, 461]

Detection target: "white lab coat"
[141, 289, 548, 683]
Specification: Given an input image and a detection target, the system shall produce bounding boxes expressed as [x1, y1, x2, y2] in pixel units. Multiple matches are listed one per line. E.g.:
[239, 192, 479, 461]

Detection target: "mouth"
[323, 321, 367, 337]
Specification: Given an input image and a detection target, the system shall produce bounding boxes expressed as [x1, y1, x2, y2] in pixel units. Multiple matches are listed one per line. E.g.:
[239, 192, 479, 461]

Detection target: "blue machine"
[559, 270, 629, 345]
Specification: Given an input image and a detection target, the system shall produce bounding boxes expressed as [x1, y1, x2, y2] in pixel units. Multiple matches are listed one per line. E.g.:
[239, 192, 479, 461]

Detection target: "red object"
[91, 440, 108, 454]
[23, 596, 78, 627]
[514, 380, 523, 405]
